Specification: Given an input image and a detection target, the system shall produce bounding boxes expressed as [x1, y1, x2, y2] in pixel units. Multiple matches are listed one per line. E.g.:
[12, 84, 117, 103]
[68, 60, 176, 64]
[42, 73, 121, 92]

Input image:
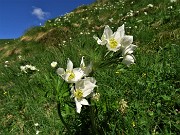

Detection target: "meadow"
[0, 0, 180, 134]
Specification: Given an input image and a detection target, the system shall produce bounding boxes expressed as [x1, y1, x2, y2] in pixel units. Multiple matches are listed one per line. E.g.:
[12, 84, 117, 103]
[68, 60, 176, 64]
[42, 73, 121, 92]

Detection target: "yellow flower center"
[109, 38, 118, 48]
[68, 72, 75, 80]
[66, 70, 75, 80]
[74, 89, 83, 100]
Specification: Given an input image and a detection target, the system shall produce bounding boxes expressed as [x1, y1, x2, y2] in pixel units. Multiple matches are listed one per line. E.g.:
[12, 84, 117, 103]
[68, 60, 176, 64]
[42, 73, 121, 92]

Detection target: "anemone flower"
[71, 77, 96, 113]
[57, 58, 84, 83]
[94, 24, 134, 52]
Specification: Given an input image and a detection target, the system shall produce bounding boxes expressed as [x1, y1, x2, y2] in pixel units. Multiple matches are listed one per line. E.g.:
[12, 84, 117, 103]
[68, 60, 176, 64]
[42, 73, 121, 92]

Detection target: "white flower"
[29, 65, 37, 71]
[26, 65, 39, 71]
[20, 66, 27, 73]
[71, 77, 96, 113]
[18, 55, 22, 59]
[147, 4, 153, 8]
[36, 130, 41, 134]
[51, 61, 57, 68]
[80, 56, 92, 77]
[122, 44, 137, 56]
[34, 123, 39, 126]
[104, 25, 122, 52]
[20, 64, 39, 73]
[122, 44, 137, 66]
[94, 24, 133, 52]
[122, 54, 135, 66]
[94, 25, 121, 51]
[168, 6, 173, 9]
[170, 0, 177, 2]
[57, 58, 84, 83]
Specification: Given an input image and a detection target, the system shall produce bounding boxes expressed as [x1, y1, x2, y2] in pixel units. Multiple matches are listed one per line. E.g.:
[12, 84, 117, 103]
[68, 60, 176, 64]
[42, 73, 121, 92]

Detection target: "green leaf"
[161, 95, 171, 101]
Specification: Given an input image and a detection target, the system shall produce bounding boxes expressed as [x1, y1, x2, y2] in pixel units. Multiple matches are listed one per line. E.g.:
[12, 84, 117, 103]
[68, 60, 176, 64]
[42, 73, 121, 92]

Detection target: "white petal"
[83, 84, 96, 97]
[57, 68, 65, 79]
[83, 83, 94, 97]
[80, 56, 85, 68]
[98, 39, 107, 45]
[80, 98, 89, 106]
[82, 62, 92, 77]
[122, 44, 137, 56]
[121, 35, 133, 47]
[57, 68, 65, 75]
[104, 25, 113, 39]
[67, 58, 73, 71]
[88, 77, 96, 84]
[114, 31, 121, 42]
[83, 88, 94, 97]
[80, 57, 92, 76]
[93, 35, 106, 45]
[122, 55, 135, 66]
[75, 79, 85, 90]
[84, 77, 97, 85]
[117, 24, 125, 38]
[75, 98, 82, 113]
[64, 72, 71, 82]
[84, 62, 92, 76]
[71, 68, 84, 82]
[82, 78, 96, 97]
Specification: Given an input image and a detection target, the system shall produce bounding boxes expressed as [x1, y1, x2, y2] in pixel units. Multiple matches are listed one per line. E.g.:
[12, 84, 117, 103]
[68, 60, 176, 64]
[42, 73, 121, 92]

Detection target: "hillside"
[0, 0, 180, 134]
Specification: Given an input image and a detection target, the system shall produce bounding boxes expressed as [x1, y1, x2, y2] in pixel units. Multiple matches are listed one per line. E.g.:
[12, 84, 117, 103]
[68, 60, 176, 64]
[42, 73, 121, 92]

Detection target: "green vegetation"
[0, 0, 179, 134]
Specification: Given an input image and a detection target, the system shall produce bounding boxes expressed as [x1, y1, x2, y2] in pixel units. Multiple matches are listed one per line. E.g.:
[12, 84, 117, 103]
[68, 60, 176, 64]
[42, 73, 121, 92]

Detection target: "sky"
[0, 0, 96, 39]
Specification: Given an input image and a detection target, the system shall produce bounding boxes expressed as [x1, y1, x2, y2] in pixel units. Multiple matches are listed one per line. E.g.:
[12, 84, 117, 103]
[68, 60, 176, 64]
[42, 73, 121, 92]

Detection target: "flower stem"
[56, 80, 72, 134]
[57, 102, 72, 134]
[90, 106, 99, 135]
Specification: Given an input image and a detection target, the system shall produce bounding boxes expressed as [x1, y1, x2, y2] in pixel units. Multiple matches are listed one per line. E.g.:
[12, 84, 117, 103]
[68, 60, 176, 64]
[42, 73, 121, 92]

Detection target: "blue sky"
[0, 0, 96, 39]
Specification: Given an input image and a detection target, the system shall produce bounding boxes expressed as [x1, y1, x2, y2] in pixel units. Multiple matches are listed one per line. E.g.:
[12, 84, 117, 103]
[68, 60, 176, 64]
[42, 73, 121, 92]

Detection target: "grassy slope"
[0, 0, 180, 134]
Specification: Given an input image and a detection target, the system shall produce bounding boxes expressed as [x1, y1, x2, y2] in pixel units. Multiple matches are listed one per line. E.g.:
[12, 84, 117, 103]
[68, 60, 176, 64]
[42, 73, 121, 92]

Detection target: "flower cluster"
[20, 64, 39, 73]
[55, 24, 137, 113]
[57, 57, 96, 113]
[94, 24, 137, 66]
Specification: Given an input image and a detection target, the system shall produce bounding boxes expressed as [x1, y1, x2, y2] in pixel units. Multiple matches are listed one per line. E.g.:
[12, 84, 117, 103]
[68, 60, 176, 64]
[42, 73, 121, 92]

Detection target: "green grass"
[0, 0, 180, 134]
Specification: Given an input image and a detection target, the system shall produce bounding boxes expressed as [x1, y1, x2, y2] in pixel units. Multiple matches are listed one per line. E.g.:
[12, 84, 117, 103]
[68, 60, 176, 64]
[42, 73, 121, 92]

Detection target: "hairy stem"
[90, 106, 99, 135]
[57, 102, 72, 134]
